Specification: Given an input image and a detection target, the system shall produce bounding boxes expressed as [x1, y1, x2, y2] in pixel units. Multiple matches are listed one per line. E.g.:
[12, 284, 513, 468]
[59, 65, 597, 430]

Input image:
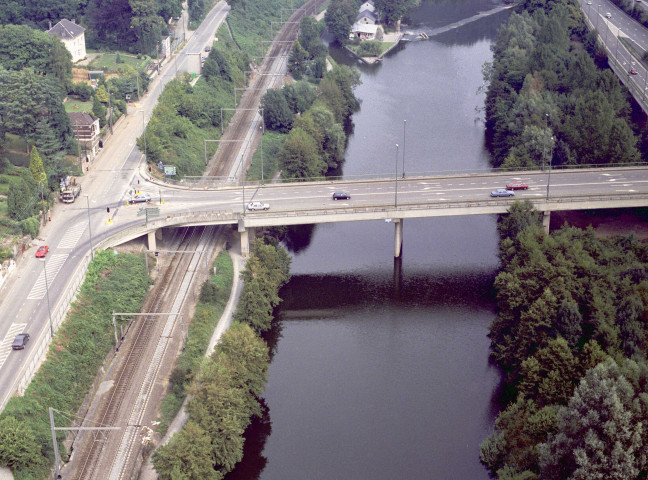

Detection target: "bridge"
[101, 166, 648, 257]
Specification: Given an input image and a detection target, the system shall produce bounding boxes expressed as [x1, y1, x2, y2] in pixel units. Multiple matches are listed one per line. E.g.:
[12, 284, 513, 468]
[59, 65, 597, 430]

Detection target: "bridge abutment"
[394, 218, 403, 258]
[147, 231, 157, 252]
[238, 220, 250, 257]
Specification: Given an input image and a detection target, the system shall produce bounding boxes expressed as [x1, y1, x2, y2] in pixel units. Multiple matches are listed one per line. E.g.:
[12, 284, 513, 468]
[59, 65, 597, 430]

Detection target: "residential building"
[69, 112, 100, 160]
[47, 19, 86, 63]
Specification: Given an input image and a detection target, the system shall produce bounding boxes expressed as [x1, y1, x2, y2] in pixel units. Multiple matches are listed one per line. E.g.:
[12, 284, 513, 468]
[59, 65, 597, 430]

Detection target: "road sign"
[164, 166, 176, 176]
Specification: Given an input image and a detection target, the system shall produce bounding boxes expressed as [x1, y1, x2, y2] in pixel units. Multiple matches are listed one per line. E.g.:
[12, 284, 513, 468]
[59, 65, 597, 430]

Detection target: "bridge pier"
[543, 211, 551, 235]
[394, 218, 403, 258]
[147, 231, 157, 252]
[238, 220, 250, 257]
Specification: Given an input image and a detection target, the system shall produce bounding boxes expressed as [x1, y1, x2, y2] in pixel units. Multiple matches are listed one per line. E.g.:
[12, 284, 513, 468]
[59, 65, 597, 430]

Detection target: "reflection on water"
[227, 1, 511, 479]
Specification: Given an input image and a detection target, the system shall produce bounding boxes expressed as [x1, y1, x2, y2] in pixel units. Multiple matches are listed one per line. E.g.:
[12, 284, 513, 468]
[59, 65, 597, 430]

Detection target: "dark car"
[12, 333, 29, 350]
[506, 182, 529, 190]
[491, 188, 515, 198]
[630, 69, 638, 75]
[204, 45, 211, 52]
[332, 192, 351, 200]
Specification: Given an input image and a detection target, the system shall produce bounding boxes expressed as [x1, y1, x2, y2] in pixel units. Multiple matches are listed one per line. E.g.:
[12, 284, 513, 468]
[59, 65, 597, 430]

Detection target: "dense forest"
[484, 0, 647, 169]
[481, 0, 648, 477]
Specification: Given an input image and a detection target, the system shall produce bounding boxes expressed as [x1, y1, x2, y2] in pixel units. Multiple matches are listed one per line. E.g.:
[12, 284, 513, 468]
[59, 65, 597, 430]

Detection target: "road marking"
[27, 254, 68, 300]
[0, 323, 28, 369]
[58, 222, 86, 249]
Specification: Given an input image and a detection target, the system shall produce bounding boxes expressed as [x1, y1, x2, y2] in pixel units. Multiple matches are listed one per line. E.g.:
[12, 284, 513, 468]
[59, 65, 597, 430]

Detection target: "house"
[356, 9, 378, 25]
[359, 0, 376, 13]
[350, 23, 378, 40]
[47, 19, 86, 63]
[69, 112, 100, 160]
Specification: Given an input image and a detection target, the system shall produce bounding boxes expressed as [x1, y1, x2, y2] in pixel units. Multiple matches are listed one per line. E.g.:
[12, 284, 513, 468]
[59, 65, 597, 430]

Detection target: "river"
[227, 1, 511, 478]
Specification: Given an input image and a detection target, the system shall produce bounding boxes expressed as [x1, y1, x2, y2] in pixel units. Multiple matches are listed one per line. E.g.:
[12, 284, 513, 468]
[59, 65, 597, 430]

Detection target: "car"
[204, 45, 211, 52]
[35, 246, 49, 258]
[605, 12, 612, 18]
[586, 0, 592, 3]
[505, 182, 529, 190]
[246, 201, 270, 211]
[12, 333, 29, 350]
[332, 192, 351, 200]
[491, 189, 515, 198]
[630, 69, 638, 75]
[129, 193, 151, 204]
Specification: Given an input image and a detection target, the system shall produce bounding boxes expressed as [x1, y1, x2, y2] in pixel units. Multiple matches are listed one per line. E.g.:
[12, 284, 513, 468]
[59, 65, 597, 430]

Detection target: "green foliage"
[288, 40, 309, 79]
[484, 4, 643, 167]
[0, 251, 149, 478]
[261, 88, 294, 133]
[233, 242, 291, 334]
[0, 25, 72, 87]
[325, 0, 357, 45]
[356, 40, 383, 57]
[28, 147, 46, 183]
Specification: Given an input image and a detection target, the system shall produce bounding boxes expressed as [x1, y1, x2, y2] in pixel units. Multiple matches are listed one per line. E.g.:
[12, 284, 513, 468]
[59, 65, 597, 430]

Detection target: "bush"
[20, 216, 40, 238]
[357, 40, 382, 57]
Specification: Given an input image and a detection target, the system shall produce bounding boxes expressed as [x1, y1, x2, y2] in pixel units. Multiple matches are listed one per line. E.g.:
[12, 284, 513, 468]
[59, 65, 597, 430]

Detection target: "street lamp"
[546, 136, 554, 200]
[141, 111, 147, 165]
[394, 143, 399, 208]
[402, 120, 406, 178]
[260, 123, 264, 184]
[542, 113, 549, 171]
[85, 195, 94, 260]
[40, 259, 54, 338]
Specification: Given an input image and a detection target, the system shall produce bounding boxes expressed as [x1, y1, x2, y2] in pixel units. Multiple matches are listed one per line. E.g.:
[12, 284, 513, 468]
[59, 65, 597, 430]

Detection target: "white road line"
[57, 222, 86, 249]
[0, 323, 28, 369]
[27, 254, 68, 300]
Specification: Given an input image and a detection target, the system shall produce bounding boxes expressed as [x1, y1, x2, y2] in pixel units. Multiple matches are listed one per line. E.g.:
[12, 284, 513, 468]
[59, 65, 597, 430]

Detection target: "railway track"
[206, 0, 328, 180]
[69, 226, 215, 479]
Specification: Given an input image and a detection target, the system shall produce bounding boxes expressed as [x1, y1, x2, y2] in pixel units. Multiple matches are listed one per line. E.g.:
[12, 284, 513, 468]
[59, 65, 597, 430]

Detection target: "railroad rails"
[206, 0, 328, 180]
[67, 226, 217, 479]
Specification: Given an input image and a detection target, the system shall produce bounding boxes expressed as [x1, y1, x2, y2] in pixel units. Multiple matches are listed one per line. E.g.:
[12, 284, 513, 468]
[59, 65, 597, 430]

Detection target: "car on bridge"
[630, 69, 638, 75]
[247, 201, 270, 211]
[506, 182, 529, 190]
[35, 246, 49, 258]
[491, 188, 515, 197]
[332, 192, 351, 200]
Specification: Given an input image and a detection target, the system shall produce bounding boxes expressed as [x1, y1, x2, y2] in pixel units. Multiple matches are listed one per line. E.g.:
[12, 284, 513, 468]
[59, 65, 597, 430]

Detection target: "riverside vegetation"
[480, 0, 648, 477]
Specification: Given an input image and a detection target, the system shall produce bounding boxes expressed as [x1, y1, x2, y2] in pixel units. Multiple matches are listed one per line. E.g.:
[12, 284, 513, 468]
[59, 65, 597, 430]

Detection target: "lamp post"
[542, 113, 548, 171]
[260, 123, 264, 184]
[141, 111, 147, 164]
[85, 195, 94, 260]
[546, 136, 554, 200]
[402, 120, 406, 178]
[394, 143, 399, 208]
[40, 259, 54, 338]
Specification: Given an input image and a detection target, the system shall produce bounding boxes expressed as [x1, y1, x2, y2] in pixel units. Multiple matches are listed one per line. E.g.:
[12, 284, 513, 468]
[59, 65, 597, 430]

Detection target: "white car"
[247, 201, 270, 211]
[130, 193, 151, 204]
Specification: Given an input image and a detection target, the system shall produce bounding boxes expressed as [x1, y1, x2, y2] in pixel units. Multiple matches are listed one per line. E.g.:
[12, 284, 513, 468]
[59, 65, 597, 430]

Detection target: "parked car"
[332, 192, 351, 200]
[630, 69, 638, 75]
[505, 182, 529, 190]
[204, 45, 211, 52]
[129, 193, 151, 204]
[35, 246, 49, 258]
[247, 201, 270, 211]
[491, 189, 515, 197]
[12, 333, 29, 350]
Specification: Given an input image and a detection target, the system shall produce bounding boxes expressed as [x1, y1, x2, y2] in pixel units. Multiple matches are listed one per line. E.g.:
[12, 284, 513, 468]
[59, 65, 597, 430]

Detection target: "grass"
[64, 100, 93, 113]
[87, 53, 150, 73]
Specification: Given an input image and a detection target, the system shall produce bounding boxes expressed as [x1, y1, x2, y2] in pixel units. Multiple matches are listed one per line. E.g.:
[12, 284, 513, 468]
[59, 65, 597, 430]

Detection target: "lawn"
[87, 53, 150, 73]
[64, 100, 93, 113]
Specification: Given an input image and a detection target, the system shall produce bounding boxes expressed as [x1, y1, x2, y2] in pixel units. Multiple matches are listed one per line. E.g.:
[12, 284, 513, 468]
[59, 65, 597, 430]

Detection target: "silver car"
[491, 188, 515, 198]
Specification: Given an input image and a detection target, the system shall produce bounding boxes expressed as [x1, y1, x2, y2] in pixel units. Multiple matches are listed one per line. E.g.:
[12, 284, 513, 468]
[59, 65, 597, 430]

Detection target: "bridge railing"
[156, 163, 648, 189]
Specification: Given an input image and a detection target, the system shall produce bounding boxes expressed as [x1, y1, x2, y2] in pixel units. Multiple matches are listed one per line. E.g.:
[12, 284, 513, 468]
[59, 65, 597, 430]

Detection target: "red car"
[35, 246, 49, 258]
[506, 182, 529, 190]
[630, 69, 638, 75]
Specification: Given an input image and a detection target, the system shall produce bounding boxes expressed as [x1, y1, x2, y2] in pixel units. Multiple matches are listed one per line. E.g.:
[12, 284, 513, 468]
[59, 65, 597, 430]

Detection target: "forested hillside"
[484, 0, 646, 168]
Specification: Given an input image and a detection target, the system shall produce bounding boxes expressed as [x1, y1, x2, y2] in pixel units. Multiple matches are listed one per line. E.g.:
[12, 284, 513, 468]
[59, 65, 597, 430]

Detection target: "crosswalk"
[57, 222, 86, 250]
[27, 254, 68, 300]
[0, 323, 28, 369]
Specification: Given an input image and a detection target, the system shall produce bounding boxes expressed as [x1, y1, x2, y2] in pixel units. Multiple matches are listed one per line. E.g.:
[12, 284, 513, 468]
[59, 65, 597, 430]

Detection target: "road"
[0, 3, 231, 412]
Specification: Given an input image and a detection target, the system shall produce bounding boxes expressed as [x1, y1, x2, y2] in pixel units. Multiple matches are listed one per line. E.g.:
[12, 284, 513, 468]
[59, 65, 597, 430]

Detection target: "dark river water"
[228, 1, 511, 478]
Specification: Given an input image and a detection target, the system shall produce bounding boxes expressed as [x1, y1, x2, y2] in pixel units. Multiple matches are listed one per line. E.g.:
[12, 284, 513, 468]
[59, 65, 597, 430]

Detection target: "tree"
[282, 81, 315, 114]
[92, 95, 107, 128]
[374, 0, 409, 26]
[288, 41, 309, 80]
[129, 0, 164, 55]
[0, 416, 41, 470]
[7, 177, 37, 221]
[298, 17, 323, 57]
[152, 422, 219, 480]
[278, 127, 326, 179]
[538, 358, 648, 480]
[324, 0, 356, 45]
[29, 146, 46, 184]
[260, 89, 293, 133]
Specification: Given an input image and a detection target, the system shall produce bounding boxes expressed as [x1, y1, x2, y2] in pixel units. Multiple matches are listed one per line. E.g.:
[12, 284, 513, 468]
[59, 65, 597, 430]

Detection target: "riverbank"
[552, 208, 648, 240]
